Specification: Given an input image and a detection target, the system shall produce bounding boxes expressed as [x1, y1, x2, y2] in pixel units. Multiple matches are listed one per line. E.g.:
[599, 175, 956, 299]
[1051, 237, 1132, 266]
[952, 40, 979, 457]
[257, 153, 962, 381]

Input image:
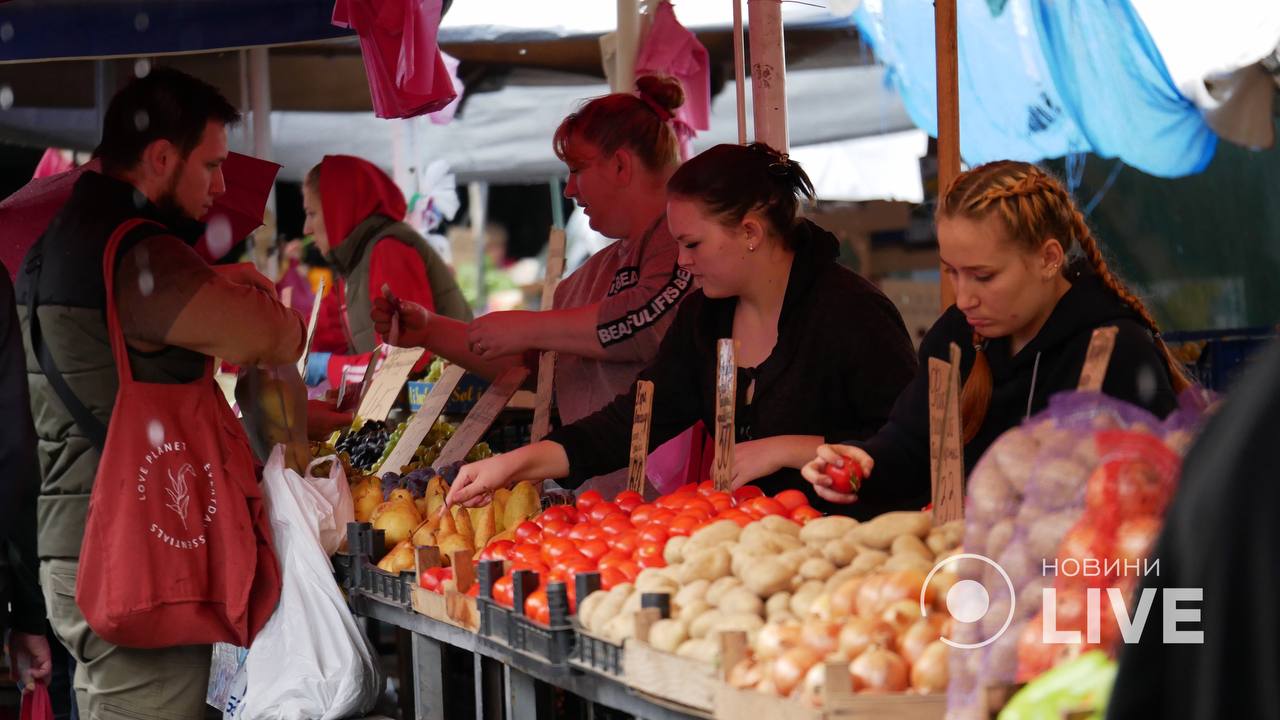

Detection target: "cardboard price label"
[377, 364, 466, 477]
[712, 339, 737, 492]
[928, 343, 964, 523]
[296, 276, 326, 377]
[627, 380, 655, 494]
[1077, 326, 1119, 392]
[356, 345, 425, 423]
[435, 366, 530, 468]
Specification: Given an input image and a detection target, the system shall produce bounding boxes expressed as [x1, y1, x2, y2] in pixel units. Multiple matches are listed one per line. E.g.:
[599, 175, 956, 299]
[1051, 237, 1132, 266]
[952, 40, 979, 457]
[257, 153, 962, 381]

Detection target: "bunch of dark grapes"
[336, 423, 390, 471]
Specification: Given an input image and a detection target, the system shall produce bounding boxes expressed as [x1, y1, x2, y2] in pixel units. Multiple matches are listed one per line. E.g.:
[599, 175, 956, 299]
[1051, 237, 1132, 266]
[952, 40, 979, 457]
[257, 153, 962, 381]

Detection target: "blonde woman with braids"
[801, 160, 1190, 511]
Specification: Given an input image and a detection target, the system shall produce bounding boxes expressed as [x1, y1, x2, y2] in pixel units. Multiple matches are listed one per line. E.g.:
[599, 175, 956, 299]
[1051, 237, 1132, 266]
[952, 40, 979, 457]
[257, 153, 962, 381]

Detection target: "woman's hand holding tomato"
[801, 444, 872, 504]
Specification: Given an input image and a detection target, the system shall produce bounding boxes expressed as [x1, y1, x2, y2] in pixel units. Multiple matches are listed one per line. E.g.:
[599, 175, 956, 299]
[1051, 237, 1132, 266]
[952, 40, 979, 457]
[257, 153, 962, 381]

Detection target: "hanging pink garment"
[333, 0, 458, 119]
[635, 1, 712, 160]
[32, 148, 75, 179]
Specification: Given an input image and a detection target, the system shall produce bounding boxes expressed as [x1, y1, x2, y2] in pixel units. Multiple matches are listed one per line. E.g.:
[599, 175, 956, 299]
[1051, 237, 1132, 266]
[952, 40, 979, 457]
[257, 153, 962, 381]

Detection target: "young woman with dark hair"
[446, 143, 918, 516]
[801, 160, 1188, 508]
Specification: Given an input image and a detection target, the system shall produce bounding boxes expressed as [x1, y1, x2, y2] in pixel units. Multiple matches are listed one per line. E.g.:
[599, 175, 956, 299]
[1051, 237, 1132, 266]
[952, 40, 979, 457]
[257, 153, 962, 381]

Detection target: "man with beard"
[14, 67, 304, 719]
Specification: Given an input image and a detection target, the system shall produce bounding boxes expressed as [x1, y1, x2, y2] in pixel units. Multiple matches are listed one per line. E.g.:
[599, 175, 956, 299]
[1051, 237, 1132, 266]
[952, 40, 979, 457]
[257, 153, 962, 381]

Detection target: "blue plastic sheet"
[852, 0, 1218, 178]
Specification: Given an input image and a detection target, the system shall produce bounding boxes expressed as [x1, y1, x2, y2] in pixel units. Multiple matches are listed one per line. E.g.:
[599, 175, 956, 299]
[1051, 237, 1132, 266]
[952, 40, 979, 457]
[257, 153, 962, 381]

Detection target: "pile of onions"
[850, 645, 909, 693]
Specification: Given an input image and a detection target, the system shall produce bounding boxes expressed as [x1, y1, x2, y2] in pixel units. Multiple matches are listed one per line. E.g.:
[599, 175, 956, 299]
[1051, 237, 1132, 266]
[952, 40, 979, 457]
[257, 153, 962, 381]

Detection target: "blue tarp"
[853, 0, 1218, 178]
[0, 0, 351, 63]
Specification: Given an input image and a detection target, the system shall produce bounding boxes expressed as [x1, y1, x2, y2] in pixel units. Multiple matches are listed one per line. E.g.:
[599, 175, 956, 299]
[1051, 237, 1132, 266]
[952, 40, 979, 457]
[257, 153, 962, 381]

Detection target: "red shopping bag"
[75, 219, 281, 648]
[19, 684, 52, 720]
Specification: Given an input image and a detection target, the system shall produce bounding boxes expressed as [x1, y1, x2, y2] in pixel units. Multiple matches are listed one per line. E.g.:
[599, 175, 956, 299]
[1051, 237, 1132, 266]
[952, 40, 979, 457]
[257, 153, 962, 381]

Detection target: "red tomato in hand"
[493, 575, 515, 608]
[515, 521, 543, 543]
[576, 490, 604, 515]
[825, 459, 863, 494]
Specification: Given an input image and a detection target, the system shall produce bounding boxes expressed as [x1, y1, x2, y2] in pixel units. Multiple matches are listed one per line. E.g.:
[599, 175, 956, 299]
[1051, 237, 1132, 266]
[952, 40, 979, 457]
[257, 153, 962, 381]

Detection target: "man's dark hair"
[95, 66, 240, 176]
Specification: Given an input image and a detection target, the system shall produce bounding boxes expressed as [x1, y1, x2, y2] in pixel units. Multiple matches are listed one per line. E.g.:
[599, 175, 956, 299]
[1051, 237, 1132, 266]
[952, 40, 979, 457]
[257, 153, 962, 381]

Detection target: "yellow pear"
[452, 506, 475, 546]
[425, 476, 447, 518]
[438, 533, 472, 563]
[389, 488, 415, 507]
[492, 488, 509, 532]
[354, 490, 381, 523]
[503, 481, 539, 532]
[411, 524, 436, 548]
[437, 507, 458, 537]
[474, 504, 496, 550]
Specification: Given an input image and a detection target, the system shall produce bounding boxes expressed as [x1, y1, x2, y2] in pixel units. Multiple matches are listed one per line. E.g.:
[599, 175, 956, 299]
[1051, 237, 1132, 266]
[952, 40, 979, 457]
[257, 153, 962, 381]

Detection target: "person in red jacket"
[302, 155, 472, 388]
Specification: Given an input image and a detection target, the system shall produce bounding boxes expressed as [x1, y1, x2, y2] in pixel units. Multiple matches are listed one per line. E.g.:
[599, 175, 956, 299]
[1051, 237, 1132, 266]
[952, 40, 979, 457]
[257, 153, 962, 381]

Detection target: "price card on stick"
[712, 339, 737, 492]
[531, 228, 568, 442]
[435, 366, 531, 468]
[1077, 326, 1119, 392]
[296, 277, 326, 377]
[626, 380, 655, 494]
[377, 364, 467, 478]
[928, 343, 964, 523]
[355, 346, 425, 423]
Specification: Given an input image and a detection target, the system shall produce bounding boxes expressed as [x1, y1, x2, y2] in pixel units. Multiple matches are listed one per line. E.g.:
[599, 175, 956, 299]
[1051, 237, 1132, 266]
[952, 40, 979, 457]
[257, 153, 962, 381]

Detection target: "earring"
[748, 244, 757, 252]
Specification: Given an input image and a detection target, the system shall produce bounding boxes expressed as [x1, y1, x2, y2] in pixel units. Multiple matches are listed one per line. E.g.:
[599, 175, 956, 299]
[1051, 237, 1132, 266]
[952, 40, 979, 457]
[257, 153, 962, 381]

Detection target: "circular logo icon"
[920, 553, 1017, 649]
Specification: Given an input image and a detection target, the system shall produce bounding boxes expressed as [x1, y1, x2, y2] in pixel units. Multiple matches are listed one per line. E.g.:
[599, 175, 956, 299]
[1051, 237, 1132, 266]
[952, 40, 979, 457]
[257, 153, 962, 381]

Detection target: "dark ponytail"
[666, 142, 814, 246]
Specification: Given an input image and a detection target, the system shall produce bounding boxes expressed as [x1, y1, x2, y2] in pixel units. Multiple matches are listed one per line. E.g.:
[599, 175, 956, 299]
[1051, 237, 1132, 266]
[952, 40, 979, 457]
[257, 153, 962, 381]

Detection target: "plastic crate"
[573, 624, 624, 676]
[510, 614, 576, 668]
[341, 522, 414, 608]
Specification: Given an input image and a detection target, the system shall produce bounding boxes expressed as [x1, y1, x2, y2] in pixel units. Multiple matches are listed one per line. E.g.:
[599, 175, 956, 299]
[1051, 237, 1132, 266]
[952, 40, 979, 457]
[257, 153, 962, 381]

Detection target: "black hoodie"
[549, 220, 918, 515]
[854, 262, 1179, 513]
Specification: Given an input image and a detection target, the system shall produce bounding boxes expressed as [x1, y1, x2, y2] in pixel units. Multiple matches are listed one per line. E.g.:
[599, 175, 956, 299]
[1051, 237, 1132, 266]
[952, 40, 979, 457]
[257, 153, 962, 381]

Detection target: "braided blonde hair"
[937, 161, 1192, 442]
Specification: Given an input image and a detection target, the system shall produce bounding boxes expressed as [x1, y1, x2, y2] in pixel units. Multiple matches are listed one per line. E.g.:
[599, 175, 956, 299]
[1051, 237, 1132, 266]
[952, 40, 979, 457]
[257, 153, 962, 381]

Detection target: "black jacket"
[1107, 339, 1279, 720]
[854, 263, 1179, 513]
[0, 263, 45, 634]
[549, 220, 918, 517]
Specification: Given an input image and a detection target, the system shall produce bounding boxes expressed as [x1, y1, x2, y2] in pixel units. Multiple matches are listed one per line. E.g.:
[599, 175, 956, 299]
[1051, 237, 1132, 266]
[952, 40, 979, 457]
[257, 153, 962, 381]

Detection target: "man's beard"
[153, 159, 193, 222]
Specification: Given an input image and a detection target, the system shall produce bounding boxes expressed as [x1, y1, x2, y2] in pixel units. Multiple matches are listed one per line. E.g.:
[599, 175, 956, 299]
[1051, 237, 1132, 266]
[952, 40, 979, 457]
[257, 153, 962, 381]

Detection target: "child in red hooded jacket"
[301, 155, 472, 388]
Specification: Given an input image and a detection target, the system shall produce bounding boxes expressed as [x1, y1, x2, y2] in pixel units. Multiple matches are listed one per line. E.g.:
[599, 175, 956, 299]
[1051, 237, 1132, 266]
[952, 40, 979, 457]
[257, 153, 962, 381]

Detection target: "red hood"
[316, 155, 407, 247]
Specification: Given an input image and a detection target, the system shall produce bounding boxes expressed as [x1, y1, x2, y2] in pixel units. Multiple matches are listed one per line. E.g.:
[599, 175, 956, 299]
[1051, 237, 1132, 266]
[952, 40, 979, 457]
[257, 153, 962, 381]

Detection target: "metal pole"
[470, 181, 489, 313]
[548, 178, 565, 230]
[614, 0, 639, 92]
[248, 47, 273, 162]
[747, 0, 788, 152]
[93, 60, 116, 144]
[732, 0, 748, 144]
[935, 0, 960, 309]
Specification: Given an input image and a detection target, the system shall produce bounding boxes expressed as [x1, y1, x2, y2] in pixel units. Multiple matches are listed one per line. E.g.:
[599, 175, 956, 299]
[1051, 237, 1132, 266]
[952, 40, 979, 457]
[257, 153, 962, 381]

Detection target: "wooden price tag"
[355, 345, 425, 423]
[1077, 326, 1119, 392]
[531, 228, 568, 442]
[376, 364, 466, 478]
[627, 380, 655, 494]
[928, 343, 964, 523]
[435, 366, 531, 468]
[712, 339, 737, 492]
[296, 276, 326, 377]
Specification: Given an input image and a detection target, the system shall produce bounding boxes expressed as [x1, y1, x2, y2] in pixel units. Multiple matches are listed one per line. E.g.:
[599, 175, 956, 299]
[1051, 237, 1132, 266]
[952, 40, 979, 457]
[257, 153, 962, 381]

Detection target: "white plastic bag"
[306, 455, 355, 555]
[238, 447, 382, 720]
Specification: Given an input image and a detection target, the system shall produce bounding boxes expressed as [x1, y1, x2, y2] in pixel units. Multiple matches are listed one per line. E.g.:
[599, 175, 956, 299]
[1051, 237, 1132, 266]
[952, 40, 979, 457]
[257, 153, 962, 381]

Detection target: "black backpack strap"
[24, 220, 167, 452]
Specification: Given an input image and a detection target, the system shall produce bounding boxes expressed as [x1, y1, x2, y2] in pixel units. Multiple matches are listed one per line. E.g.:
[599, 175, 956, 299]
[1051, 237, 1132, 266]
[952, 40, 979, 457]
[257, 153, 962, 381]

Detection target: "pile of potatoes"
[576, 510, 964, 685]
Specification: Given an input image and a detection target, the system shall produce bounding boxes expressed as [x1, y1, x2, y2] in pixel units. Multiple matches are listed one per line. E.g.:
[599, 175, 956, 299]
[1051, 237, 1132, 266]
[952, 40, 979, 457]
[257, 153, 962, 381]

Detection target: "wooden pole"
[747, 0, 788, 152]
[615, 0, 639, 93]
[935, 0, 960, 310]
[732, 0, 748, 145]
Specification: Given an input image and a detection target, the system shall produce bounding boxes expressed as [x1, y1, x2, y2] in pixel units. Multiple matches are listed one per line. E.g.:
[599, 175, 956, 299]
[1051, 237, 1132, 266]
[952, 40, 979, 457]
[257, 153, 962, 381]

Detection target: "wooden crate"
[621, 611, 748, 714]
[714, 661, 946, 720]
[411, 547, 480, 632]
